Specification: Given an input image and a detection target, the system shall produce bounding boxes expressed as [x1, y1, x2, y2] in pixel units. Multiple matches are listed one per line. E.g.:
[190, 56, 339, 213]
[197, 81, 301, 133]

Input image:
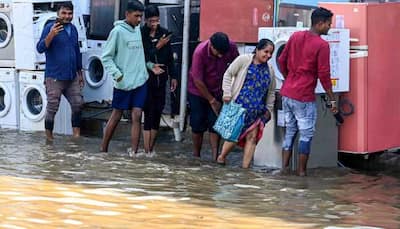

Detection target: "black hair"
[210, 32, 230, 54]
[57, 2, 73, 11]
[145, 5, 160, 19]
[311, 7, 333, 26]
[253, 39, 275, 54]
[126, 0, 145, 12]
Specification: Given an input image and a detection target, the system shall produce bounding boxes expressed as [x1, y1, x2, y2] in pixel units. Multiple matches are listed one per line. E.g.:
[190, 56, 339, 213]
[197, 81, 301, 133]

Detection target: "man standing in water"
[187, 32, 239, 161]
[37, 2, 84, 141]
[141, 5, 178, 156]
[278, 7, 337, 176]
[100, 0, 163, 154]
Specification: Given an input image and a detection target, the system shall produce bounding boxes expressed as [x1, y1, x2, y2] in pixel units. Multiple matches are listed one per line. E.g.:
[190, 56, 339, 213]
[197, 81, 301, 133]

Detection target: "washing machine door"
[22, 85, 46, 122]
[271, 38, 289, 82]
[34, 12, 57, 38]
[0, 12, 12, 49]
[85, 55, 106, 88]
[0, 82, 11, 118]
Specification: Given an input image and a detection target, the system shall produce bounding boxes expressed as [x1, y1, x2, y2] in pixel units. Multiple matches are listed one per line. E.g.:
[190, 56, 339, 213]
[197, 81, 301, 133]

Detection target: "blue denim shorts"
[112, 83, 147, 110]
[282, 96, 317, 151]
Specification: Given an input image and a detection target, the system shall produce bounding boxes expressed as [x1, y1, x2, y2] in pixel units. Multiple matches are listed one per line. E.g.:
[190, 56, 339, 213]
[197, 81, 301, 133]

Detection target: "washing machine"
[82, 40, 113, 103]
[12, 2, 87, 70]
[0, 1, 15, 67]
[19, 70, 65, 132]
[78, 0, 90, 15]
[0, 68, 18, 129]
[258, 27, 307, 89]
[19, 70, 47, 131]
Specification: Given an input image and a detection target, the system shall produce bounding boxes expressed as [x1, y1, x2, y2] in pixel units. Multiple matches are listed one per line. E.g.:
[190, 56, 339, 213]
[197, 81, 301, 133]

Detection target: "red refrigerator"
[319, 2, 400, 154]
[200, 0, 274, 43]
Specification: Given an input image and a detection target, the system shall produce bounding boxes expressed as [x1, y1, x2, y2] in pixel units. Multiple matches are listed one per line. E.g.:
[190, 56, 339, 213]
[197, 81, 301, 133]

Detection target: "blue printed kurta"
[235, 63, 271, 134]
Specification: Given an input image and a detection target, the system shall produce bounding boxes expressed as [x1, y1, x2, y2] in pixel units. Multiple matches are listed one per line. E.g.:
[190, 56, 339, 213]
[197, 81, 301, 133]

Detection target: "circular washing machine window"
[33, 12, 57, 43]
[0, 82, 11, 118]
[22, 85, 47, 122]
[271, 39, 288, 81]
[86, 56, 105, 88]
[0, 13, 12, 49]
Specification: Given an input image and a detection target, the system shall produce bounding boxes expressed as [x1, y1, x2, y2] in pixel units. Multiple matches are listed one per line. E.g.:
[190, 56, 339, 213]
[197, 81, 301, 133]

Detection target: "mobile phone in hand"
[164, 31, 173, 37]
[55, 17, 64, 26]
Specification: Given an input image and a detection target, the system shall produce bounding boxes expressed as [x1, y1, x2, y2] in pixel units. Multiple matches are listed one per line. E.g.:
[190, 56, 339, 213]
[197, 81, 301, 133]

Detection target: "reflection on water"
[0, 130, 399, 228]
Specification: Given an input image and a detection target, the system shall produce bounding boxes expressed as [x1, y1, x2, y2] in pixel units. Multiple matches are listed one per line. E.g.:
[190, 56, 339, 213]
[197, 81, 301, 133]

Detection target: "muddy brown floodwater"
[0, 130, 399, 228]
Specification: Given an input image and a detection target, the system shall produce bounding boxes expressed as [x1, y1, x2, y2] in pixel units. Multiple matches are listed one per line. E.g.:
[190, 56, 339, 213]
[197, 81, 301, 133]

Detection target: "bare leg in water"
[298, 154, 309, 176]
[281, 149, 292, 175]
[100, 109, 123, 152]
[242, 127, 258, 168]
[72, 127, 80, 138]
[192, 132, 203, 158]
[217, 141, 236, 164]
[143, 129, 158, 154]
[209, 132, 220, 161]
[130, 108, 142, 154]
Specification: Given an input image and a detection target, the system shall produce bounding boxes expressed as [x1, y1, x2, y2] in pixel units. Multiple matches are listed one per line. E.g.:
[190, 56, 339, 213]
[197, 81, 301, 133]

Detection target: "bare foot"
[279, 167, 291, 175]
[72, 128, 80, 138]
[216, 155, 226, 166]
[298, 171, 307, 177]
[45, 130, 54, 141]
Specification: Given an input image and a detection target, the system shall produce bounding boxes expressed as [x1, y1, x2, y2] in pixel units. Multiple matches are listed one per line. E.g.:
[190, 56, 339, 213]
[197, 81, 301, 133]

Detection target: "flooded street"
[0, 129, 399, 228]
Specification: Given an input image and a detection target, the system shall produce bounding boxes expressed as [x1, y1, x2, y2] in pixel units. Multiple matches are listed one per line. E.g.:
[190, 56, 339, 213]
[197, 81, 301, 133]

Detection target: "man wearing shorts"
[36, 2, 84, 141]
[278, 7, 338, 176]
[100, 0, 163, 154]
[188, 32, 239, 161]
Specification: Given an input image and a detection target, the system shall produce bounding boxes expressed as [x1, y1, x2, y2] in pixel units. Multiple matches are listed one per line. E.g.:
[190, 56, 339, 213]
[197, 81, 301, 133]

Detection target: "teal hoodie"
[102, 20, 149, 91]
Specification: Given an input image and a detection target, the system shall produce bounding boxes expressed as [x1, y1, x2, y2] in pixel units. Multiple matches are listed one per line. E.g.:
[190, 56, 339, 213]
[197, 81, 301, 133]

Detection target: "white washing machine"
[12, 1, 87, 70]
[78, 0, 90, 15]
[0, 2, 15, 67]
[258, 27, 307, 89]
[0, 68, 19, 129]
[19, 70, 64, 132]
[82, 40, 113, 103]
[19, 70, 47, 131]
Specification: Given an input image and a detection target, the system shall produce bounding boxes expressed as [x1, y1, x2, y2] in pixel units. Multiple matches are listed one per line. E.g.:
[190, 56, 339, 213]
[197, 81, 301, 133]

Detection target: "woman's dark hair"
[57, 2, 73, 11]
[311, 7, 333, 26]
[210, 32, 230, 54]
[253, 39, 274, 54]
[145, 5, 160, 19]
[127, 0, 145, 12]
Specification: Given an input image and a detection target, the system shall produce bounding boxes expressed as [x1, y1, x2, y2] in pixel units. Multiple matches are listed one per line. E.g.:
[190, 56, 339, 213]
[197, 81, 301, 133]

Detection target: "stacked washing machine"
[0, 1, 19, 129]
[82, 39, 113, 104]
[0, 0, 87, 135]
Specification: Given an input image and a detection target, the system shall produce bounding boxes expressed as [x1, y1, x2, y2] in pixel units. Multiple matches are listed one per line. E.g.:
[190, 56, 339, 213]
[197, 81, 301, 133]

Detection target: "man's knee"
[299, 128, 314, 141]
[47, 96, 61, 115]
[298, 128, 314, 154]
[131, 109, 142, 122]
[70, 96, 83, 113]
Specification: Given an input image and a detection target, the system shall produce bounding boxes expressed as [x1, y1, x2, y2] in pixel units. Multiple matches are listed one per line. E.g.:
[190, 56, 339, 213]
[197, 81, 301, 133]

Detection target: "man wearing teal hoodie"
[100, 0, 163, 154]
